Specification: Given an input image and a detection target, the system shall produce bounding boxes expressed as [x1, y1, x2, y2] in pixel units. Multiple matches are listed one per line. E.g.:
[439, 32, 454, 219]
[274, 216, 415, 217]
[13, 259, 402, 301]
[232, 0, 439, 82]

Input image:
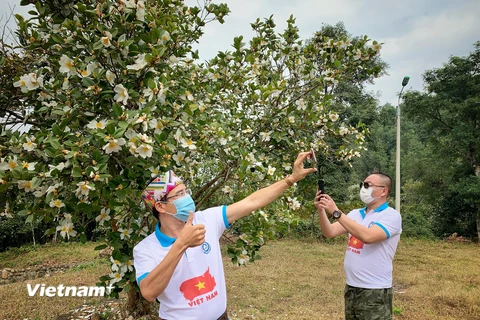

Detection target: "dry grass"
[0, 238, 479, 320]
[0, 242, 102, 269]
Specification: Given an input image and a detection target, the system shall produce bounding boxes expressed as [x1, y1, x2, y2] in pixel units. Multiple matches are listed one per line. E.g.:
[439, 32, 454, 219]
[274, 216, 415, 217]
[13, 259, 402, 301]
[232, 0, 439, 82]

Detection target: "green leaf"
[48, 138, 61, 150]
[17, 210, 29, 216]
[51, 34, 63, 44]
[82, 77, 95, 87]
[72, 167, 83, 178]
[94, 244, 108, 251]
[79, 233, 87, 243]
[112, 104, 123, 117]
[30, 177, 42, 189]
[93, 40, 104, 51]
[25, 215, 34, 224]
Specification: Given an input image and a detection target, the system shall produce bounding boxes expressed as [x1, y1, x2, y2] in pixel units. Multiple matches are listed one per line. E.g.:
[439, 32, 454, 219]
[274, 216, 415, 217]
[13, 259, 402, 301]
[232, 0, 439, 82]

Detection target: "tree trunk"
[125, 288, 159, 319]
[477, 210, 480, 242]
[475, 165, 480, 242]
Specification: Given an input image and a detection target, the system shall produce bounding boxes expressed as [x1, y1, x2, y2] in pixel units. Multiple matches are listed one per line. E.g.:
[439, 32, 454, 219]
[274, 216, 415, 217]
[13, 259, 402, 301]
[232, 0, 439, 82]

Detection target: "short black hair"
[369, 171, 392, 195]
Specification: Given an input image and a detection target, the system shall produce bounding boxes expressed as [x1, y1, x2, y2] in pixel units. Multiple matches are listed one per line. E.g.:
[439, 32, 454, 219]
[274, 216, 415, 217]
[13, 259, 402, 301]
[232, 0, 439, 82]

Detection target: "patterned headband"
[142, 170, 183, 212]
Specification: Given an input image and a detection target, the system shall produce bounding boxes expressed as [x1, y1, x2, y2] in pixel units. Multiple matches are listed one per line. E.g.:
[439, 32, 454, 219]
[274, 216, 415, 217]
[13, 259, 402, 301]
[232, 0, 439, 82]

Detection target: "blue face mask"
[168, 194, 195, 222]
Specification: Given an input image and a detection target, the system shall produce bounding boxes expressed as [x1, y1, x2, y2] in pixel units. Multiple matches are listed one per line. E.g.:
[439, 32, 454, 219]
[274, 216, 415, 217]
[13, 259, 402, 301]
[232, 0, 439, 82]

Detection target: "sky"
[2, 0, 480, 106]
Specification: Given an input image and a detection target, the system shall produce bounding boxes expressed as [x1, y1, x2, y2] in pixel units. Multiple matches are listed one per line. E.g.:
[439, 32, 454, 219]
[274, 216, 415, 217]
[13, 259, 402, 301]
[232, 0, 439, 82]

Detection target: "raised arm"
[226, 151, 317, 224]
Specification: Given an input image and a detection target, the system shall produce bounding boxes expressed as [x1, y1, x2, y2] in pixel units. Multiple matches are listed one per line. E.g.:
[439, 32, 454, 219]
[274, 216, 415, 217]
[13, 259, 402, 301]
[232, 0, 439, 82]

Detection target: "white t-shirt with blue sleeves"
[343, 202, 402, 289]
[133, 205, 230, 320]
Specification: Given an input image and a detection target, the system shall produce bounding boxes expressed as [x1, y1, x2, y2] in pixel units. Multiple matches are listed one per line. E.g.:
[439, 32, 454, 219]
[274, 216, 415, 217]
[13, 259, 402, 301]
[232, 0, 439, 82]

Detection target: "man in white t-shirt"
[134, 151, 316, 320]
[314, 172, 402, 320]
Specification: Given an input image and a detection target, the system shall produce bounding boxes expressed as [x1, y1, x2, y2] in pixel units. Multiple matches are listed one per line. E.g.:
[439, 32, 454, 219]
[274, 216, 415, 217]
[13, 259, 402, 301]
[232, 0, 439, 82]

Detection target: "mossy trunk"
[125, 288, 160, 319]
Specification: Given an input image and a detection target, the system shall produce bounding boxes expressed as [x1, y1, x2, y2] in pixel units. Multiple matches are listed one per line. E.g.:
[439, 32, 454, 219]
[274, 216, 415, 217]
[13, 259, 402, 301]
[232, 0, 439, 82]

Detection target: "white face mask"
[359, 186, 377, 204]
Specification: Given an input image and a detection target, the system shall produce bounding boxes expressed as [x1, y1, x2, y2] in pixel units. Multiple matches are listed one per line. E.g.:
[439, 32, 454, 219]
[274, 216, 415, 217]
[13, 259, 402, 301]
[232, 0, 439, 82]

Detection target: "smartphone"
[318, 179, 325, 193]
[310, 148, 317, 163]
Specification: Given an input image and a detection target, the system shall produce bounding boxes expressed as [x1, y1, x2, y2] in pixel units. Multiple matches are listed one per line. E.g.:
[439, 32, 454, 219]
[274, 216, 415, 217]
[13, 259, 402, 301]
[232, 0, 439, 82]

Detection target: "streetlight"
[396, 76, 410, 213]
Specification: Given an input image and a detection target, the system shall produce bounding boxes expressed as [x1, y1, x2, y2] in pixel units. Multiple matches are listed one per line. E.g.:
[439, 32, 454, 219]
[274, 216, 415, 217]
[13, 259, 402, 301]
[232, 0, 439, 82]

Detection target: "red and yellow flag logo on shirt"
[348, 235, 364, 249]
[179, 268, 217, 301]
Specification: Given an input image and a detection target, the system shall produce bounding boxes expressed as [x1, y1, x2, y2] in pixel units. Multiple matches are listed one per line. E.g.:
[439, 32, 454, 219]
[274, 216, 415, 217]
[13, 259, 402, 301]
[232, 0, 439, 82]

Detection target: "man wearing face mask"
[133, 152, 316, 320]
[314, 172, 402, 320]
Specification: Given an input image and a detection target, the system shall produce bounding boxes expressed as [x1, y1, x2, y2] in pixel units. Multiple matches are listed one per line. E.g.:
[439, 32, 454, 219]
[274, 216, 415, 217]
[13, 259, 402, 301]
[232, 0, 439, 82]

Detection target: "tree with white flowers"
[0, 0, 383, 314]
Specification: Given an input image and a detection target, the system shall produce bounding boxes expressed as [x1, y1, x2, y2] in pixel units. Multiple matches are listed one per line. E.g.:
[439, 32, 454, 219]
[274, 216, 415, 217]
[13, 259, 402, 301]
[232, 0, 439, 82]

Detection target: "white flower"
[1, 202, 12, 218]
[161, 31, 171, 42]
[148, 166, 160, 177]
[23, 137, 37, 151]
[339, 126, 349, 136]
[62, 77, 70, 90]
[371, 43, 382, 52]
[136, 144, 153, 158]
[103, 138, 126, 154]
[46, 182, 63, 195]
[140, 226, 149, 237]
[56, 220, 77, 239]
[219, 137, 227, 146]
[259, 210, 268, 221]
[33, 186, 47, 198]
[101, 31, 112, 47]
[127, 53, 148, 71]
[149, 119, 163, 134]
[222, 186, 232, 194]
[13, 75, 32, 93]
[122, 0, 136, 9]
[180, 90, 194, 101]
[181, 138, 196, 150]
[288, 116, 295, 124]
[110, 256, 122, 272]
[118, 228, 133, 240]
[59, 54, 75, 74]
[136, 1, 145, 21]
[329, 112, 339, 122]
[125, 260, 134, 272]
[49, 199, 65, 208]
[259, 131, 272, 142]
[87, 119, 107, 130]
[114, 84, 129, 104]
[106, 71, 116, 86]
[238, 249, 249, 265]
[18, 180, 33, 192]
[14, 73, 42, 92]
[172, 151, 186, 165]
[95, 208, 111, 226]
[295, 98, 307, 111]
[239, 233, 248, 242]
[287, 197, 301, 210]
[353, 49, 362, 60]
[283, 162, 292, 171]
[75, 181, 95, 197]
[109, 271, 124, 284]
[267, 165, 276, 176]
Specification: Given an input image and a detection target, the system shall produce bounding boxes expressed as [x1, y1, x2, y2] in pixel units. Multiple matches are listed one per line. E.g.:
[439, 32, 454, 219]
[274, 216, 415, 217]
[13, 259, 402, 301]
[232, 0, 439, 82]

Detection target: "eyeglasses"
[359, 182, 385, 189]
[160, 189, 192, 203]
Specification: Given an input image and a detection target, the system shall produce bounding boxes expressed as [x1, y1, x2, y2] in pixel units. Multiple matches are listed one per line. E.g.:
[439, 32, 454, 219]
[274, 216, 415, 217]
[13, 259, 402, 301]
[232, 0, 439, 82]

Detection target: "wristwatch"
[332, 210, 342, 220]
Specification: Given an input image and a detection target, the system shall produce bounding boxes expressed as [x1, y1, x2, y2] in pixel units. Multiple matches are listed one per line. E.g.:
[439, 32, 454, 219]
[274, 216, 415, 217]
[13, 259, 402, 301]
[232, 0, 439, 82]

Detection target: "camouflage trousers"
[344, 284, 393, 320]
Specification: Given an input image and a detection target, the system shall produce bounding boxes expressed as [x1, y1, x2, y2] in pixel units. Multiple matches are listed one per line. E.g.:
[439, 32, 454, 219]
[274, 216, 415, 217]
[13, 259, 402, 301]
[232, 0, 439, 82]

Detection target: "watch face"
[333, 210, 341, 219]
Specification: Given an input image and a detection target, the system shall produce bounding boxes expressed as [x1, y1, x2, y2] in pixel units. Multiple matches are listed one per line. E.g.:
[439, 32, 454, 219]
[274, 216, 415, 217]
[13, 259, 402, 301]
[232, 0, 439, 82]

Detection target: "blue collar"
[359, 202, 389, 219]
[155, 223, 176, 247]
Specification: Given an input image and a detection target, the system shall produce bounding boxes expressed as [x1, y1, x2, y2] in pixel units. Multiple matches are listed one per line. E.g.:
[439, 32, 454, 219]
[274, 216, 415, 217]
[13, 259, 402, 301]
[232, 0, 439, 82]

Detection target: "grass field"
[0, 238, 479, 320]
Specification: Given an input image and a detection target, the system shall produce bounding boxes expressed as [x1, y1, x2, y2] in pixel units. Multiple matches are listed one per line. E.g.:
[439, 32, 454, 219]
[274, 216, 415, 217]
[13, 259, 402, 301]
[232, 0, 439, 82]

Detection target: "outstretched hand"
[290, 151, 318, 182]
[177, 212, 205, 249]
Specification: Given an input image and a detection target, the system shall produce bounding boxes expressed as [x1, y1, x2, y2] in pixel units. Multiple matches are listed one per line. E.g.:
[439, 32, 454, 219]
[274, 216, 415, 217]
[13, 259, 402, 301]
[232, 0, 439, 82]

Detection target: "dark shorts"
[344, 284, 393, 320]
